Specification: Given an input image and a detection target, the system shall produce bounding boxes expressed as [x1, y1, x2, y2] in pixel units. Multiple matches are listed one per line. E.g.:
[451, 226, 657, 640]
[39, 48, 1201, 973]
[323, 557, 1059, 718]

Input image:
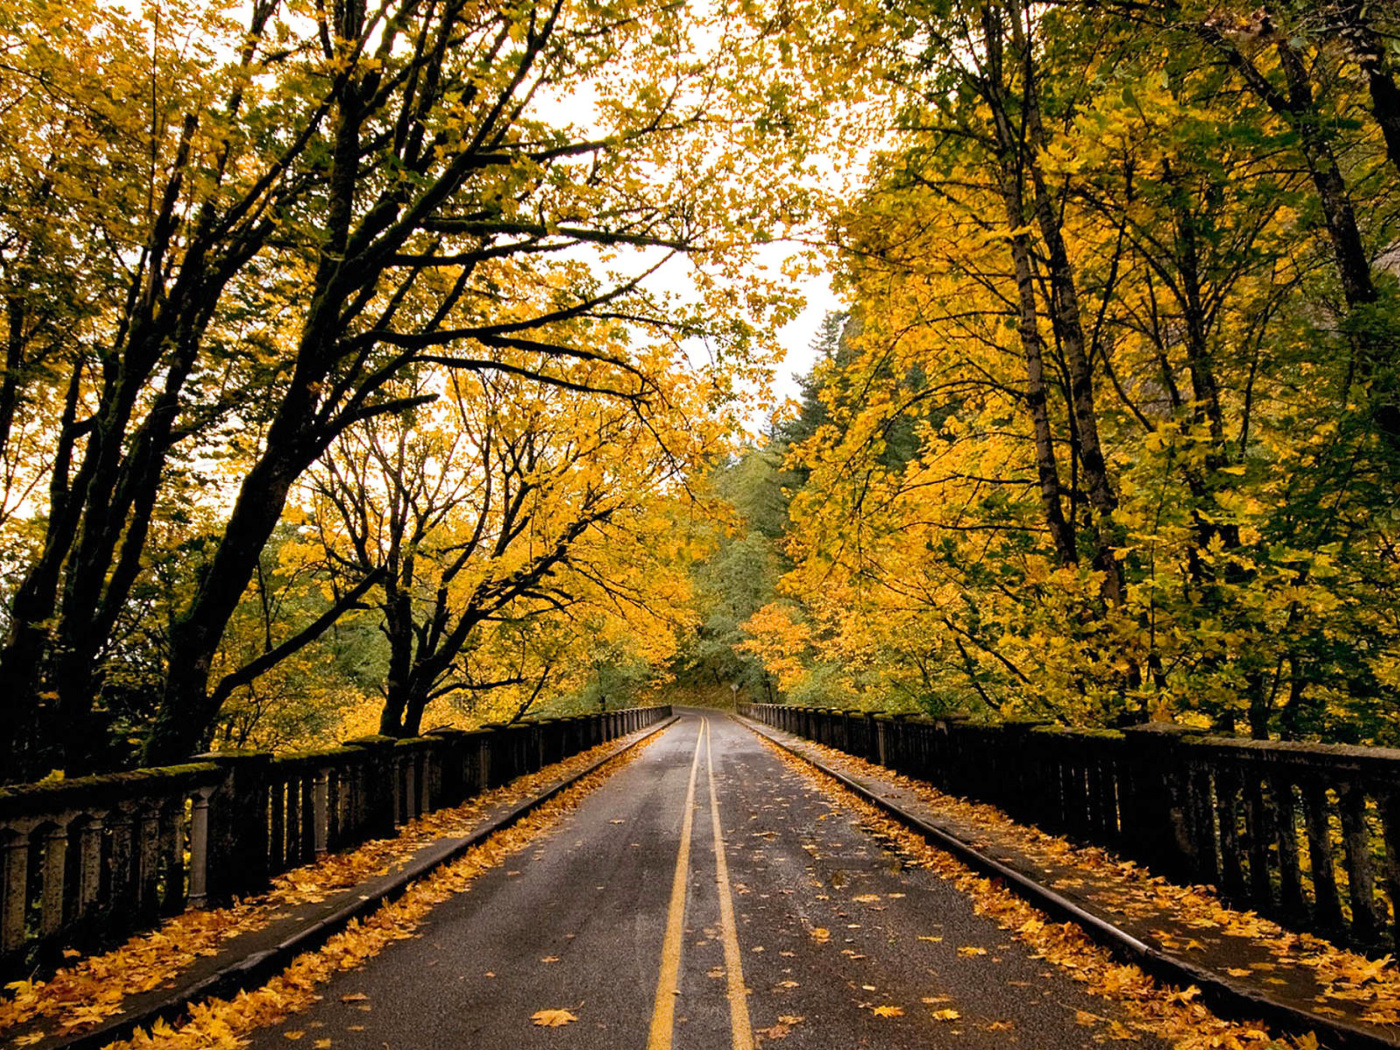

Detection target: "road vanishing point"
[245, 710, 1160, 1049]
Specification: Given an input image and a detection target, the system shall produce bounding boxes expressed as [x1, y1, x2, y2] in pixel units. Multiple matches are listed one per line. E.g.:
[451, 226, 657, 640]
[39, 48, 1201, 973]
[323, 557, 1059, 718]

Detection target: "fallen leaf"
[872, 1005, 904, 1017]
[530, 1009, 578, 1027]
[932, 1009, 961, 1021]
[1107, 1020, 1140, 1041]
[957, 946, 987, 957]
[810, 927, 830, 943]
[339, 994, 369, 1003]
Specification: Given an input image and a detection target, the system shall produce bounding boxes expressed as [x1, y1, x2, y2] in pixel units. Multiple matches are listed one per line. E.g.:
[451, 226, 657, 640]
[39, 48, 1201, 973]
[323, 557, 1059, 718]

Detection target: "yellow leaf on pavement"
[531, 1009, 578, 1027]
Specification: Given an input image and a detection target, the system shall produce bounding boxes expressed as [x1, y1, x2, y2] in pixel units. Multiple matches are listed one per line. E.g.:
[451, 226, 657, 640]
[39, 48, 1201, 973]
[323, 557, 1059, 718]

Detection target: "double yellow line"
[646, 718, 754, 1050]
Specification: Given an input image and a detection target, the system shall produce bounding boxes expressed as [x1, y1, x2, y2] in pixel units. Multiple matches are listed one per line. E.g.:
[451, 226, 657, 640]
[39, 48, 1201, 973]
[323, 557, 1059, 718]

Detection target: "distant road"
[245, 710, 1158, 1049]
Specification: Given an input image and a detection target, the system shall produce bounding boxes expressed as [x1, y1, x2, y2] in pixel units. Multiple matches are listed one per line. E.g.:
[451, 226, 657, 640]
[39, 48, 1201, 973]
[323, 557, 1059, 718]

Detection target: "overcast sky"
[770, 268, 841, 404]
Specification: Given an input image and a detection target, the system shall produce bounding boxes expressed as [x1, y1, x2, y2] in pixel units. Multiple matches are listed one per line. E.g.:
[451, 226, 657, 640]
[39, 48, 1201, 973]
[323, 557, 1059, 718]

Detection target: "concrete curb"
[736, 715, 1397, 1050]
[43, 717, 679, 1050]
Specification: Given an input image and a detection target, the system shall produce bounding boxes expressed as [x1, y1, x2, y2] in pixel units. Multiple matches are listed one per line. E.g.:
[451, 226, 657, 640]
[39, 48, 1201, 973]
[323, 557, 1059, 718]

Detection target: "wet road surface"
[245, 711, 1160, 1050]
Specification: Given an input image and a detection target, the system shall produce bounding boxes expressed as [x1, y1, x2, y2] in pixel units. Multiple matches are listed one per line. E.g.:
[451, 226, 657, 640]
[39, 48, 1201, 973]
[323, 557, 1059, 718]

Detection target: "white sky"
[766, 263, 841, 405]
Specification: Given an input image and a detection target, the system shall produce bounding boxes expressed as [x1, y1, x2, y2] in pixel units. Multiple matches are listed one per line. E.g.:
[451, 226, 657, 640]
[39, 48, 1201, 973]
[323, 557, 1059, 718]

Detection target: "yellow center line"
[646, 718, 704, 1050]
[706, 717, 755, 1050]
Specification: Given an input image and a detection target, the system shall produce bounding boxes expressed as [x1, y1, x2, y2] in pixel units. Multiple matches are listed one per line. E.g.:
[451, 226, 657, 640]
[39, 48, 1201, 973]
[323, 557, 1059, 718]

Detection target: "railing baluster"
[1, 828, 30, 955]
[39, 822, 68, 940]
[76, 814, 104, 923]
[160, 801, 185, 913]
[289, 773, 305, 867]
[314, 769, 330, 856]
[189, 789, 212, 908]
[269, 779, 286, 874]
[1244, 770, 1274, 910]
[1302, 781, 1345, 934]
[136, 805, 161, 920]
[1272, 775, 1306, 923]
[1338, 781, 1378, 944]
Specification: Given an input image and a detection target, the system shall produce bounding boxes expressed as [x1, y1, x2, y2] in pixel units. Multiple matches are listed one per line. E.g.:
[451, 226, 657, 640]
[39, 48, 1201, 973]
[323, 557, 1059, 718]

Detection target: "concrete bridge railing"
[739, 703, 1400, 954]
[0, 705, 670, 978]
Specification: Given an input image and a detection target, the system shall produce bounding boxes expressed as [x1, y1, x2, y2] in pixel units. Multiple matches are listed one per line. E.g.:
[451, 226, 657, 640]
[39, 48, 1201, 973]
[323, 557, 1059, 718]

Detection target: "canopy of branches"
[3, 0, 1397, 782]
[739, 0, 1400, 745]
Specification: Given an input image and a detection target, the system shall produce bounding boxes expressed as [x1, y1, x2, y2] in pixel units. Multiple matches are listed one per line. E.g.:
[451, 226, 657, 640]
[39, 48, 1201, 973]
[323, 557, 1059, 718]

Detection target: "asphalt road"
[245, 710, 1160, 1050]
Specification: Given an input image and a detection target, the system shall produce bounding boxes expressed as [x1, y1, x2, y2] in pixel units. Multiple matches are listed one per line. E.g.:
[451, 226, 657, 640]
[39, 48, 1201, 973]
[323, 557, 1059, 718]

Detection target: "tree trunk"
[1331, 0, 1400, 182]
[1204, 21, 1399, 442]
[981, 5, 1077, 569]
[144, 439, 312, 763]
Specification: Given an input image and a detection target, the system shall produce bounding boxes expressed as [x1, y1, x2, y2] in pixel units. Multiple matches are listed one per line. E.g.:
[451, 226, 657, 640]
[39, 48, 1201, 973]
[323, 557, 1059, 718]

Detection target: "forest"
[1, 0, 1398, 785]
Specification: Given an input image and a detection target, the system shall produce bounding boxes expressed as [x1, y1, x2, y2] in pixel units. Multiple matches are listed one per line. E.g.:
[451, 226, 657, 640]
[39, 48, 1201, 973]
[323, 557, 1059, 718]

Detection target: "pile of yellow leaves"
[0, 731, 654, 1043]
[756, 734, 1347, 1050]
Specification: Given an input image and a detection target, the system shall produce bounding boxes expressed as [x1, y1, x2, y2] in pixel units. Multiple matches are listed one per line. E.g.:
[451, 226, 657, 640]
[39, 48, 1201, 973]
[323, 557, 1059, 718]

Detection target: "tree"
[742, 0, 1400, 741]
[306, 351, 718, 737]
[0, 0, 809, 775]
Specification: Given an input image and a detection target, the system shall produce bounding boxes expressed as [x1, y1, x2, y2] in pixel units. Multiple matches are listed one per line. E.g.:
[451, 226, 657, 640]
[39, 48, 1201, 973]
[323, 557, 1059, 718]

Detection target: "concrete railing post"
[426, 729, 471, 805]
[481, 725, 510, 787]
[195, 750, 272, 903]
[1120, 723, 1205, 878]
[341, 737, 399, 837]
